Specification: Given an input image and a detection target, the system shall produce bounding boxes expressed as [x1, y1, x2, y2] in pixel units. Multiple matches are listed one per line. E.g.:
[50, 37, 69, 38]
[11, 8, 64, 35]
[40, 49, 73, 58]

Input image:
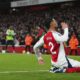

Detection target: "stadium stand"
[0, 1, 80, 54]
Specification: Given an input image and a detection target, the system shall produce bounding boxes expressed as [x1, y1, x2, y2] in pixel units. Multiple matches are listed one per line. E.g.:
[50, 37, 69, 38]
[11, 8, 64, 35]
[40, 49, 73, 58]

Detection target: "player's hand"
[38, 57, 44, 64]
[61, 22, 68, 30]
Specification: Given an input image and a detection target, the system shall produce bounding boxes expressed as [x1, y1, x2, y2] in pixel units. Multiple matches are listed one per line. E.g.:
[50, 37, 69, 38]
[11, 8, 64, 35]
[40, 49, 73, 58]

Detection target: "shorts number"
[49, 42, 56, 54]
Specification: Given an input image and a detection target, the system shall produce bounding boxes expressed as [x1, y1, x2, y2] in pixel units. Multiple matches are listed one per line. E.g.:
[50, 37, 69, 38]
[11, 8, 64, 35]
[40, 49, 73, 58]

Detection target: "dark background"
[0, 0, 79, 9]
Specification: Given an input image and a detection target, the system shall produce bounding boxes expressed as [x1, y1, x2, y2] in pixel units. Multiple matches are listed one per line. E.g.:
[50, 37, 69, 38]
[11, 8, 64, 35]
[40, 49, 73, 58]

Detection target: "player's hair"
[44, 18, 56, 31]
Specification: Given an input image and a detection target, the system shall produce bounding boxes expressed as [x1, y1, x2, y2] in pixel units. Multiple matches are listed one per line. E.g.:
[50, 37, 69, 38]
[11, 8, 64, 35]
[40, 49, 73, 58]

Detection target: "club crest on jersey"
[47, 37, 52, 40]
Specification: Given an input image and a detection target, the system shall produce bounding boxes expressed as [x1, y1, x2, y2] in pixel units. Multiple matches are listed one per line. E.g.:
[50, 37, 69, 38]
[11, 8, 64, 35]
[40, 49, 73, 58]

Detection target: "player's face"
[50, 19, 58, 29]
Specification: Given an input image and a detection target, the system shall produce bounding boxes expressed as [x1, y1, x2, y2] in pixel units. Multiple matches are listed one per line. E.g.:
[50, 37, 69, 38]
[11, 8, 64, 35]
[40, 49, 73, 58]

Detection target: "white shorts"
[51, 57, 80, 68]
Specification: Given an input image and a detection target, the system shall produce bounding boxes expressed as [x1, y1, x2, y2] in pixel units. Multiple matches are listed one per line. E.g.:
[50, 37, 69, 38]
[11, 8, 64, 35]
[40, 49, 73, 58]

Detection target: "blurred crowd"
[0, 3, 80, 46]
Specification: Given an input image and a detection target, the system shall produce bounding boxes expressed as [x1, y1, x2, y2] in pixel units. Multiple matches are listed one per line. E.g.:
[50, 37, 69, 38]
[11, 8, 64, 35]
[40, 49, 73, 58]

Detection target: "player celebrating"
[34, 18, 80, 73]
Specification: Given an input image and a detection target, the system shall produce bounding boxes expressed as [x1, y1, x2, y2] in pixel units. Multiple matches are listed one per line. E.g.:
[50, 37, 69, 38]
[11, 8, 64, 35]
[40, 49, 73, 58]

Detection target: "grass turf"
[0, 53, 80, 80]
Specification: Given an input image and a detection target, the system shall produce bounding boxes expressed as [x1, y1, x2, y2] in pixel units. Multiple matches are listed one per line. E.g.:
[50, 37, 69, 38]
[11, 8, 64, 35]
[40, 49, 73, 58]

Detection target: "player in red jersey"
[33, 18, 80, 73]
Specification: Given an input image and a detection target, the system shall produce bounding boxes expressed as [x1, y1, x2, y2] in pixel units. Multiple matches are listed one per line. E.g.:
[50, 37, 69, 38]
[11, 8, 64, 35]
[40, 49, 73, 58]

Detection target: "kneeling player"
[34, 18, 80, 73]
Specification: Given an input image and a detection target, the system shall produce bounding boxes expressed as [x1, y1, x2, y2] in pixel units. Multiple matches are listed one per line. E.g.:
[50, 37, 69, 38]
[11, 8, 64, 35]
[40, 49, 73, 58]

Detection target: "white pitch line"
[0, 70, 49, 74]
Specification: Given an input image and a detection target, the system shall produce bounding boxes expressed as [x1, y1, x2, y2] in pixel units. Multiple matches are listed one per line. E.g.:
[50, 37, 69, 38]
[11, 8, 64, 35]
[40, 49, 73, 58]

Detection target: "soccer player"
[5, 26, 15, 53]
[33, 18, 80, 73]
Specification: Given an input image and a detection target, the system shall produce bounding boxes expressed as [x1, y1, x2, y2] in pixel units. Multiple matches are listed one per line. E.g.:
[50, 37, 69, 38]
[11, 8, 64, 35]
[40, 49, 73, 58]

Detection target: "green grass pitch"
[0, 53, 80, 80]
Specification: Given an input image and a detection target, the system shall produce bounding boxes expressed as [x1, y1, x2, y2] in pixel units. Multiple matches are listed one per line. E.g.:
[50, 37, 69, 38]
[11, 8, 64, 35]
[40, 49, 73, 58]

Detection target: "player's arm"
[12, 30, 16, 37]
[6, 30, 11, 36]
[6, 30, 9, 35]
[53, 22, 69, 42]
[33, 36, 44, 64]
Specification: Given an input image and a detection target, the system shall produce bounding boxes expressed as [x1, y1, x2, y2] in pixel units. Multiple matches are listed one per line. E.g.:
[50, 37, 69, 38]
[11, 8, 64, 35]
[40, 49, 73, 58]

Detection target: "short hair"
[44, 18, 55, 30]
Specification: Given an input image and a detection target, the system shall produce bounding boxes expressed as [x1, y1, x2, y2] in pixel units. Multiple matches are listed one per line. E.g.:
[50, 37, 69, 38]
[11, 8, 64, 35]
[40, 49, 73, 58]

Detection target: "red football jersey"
[44, 32, 60, 62]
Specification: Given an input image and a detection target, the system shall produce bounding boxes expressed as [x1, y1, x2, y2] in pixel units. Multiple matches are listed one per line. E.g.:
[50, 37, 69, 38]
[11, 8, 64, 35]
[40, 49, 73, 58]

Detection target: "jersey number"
[49, 42, 56, 54]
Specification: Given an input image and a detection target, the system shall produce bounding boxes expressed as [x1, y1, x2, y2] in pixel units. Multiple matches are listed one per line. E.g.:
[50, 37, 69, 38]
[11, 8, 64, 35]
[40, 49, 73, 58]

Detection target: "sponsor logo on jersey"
[47, 37, 52, 40]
